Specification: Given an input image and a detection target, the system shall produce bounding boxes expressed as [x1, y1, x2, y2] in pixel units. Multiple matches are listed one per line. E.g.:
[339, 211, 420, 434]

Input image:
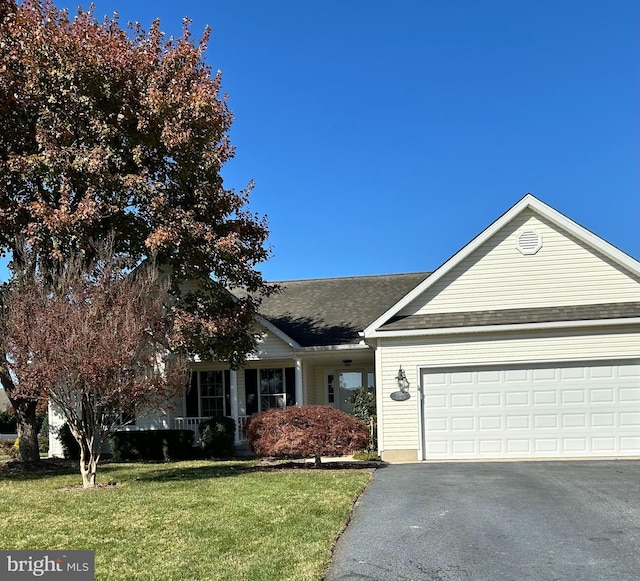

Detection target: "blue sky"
[6, 0, 639, 281]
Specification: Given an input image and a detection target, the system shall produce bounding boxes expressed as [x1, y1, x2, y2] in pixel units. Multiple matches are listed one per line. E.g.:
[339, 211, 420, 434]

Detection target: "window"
[260, 368, 286, 410]
[201, 371, 227, 417]
[187, 370, 231, 417]
[327, 374, 335, 404]
[245, 367, 296, 414]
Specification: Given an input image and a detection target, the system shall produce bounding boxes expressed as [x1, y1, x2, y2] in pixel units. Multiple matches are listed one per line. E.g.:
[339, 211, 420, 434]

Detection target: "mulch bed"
[254, 458, 384, 471]
[0, 457, 77, 476]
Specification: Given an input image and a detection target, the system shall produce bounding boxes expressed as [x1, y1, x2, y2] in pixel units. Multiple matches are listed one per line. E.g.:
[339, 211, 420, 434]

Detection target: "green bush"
[109, 430, 194, 462]
[352, 451, 381, 461]
[58, 423, 80, 461]
[0, 409, 17, 433]
[346, 387, 377, 452]
[199, 417, 235, 458]
[346, 387, 376, 423]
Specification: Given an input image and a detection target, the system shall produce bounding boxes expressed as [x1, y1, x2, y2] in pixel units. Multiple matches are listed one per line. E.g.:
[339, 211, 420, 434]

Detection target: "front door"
[336, 370, 375, 414]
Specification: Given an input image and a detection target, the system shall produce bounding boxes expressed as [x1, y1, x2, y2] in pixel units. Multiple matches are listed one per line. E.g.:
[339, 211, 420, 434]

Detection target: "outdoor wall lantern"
[390, 366, 410, 401]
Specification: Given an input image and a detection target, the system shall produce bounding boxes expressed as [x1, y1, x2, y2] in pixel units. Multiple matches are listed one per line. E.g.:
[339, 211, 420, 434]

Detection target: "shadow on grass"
[1, 457, 387, 484]
[123, 461, 256, 482]
[129, 459, 387, 483]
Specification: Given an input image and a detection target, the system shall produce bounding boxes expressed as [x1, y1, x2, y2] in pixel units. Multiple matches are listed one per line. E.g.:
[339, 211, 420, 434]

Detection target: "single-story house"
[49, 194, 640, 461]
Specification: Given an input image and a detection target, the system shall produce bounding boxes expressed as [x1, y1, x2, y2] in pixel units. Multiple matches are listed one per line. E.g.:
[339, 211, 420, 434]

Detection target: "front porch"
[182, 350, 376, 445]
[174, 415, 251, 444]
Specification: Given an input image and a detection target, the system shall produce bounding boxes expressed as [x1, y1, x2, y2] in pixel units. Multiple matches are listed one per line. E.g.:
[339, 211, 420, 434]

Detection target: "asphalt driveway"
[325, 461, 640, 581]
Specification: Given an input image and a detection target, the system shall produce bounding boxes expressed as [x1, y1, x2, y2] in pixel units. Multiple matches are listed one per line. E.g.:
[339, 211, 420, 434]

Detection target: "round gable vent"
[516, 230, 542, 255]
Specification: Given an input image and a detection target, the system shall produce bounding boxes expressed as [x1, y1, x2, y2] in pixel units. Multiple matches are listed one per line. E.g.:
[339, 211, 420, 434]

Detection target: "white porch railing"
[174, 416, 250, 444]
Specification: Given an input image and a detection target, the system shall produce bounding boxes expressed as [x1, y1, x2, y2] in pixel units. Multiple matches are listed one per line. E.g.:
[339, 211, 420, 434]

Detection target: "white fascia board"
[256, 315, 301, 349]
[366, 317, 640, 339]
[296, 342, 370, 353]
[527, 197, 640, 276]
[363, 194, 640, 338]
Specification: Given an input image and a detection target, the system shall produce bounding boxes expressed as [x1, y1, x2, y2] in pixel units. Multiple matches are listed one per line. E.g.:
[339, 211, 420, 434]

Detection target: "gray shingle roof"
[379, 302, 640, 331]
[257, 272, 431, 347]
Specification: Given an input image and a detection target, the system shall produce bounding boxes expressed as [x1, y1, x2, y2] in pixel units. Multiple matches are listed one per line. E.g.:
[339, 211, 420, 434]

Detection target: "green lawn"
[0, 460, 371, 581]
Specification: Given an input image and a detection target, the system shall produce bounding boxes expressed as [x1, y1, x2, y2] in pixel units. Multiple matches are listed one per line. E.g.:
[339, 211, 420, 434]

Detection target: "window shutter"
[245, 369, 258, 415]
[224, 370, 231, 417]
[285, 367, 296, 406]
[186, 372, 199, 417]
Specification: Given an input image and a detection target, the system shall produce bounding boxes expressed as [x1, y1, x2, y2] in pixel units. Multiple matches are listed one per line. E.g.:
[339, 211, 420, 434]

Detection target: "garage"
[364, 196, 640, 462]
[421, 360, 640, 460]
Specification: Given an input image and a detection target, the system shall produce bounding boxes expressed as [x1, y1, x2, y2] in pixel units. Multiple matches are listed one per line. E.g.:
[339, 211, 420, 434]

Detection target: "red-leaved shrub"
[245, 405, 369, 465]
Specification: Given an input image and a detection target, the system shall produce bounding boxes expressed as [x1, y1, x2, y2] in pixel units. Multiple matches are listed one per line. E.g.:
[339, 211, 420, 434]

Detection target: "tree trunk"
[314, 455, 322, 468]
[13, 399, 40, 462]
[78, 437, 99, 488]
[0, 365, 40, 463]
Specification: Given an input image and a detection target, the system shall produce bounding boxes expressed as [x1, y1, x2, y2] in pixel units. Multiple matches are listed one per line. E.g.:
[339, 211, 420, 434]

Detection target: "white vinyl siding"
[398, 209, 640, 317]
[308, 366, 326, 405]
[248, 329, 295, 360]
[377, 328, 640, 452]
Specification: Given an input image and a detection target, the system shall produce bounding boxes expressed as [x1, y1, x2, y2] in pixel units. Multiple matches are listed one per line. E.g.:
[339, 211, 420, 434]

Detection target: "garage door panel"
[533, 368, 557, 381]
[505, 415, 529, 429]
[621, 436, 640, 450]
[619, 364, 640, 378]
[479, 416, 502, 430]
[451, 393, 474, 407]
[562, 414, 587, 428]
[478, 392, 501, 406]
[534, 439, 559, 453]
[592, 437, 616, 452]
[534, 415, 558, 429]
[534, 391, 557, 405]
[422, 361, 640, 460]
[590, 366, 615, 379]
[620, 412, 640, 427]
[506, 392, 529, 406]
[591, 413, 615, 427]
[479, 439, 503, 453]
[562, 390, 585, 403]
[620, 387, 640, 402]
[425, 417, 447, 431]
[561, 367, 587, 380]
[563, 438, 587, 452]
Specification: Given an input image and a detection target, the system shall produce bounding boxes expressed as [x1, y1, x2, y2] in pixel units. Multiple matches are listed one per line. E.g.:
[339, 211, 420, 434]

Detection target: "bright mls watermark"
[0, 551, 94, 580]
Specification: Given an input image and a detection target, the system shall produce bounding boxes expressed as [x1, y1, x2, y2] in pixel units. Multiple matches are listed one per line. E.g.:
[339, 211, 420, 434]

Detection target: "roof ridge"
[269, 271, 431, 284]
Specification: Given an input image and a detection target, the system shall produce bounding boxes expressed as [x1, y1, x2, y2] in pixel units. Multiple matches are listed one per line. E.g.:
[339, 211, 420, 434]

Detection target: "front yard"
[0, 460, 371, 581]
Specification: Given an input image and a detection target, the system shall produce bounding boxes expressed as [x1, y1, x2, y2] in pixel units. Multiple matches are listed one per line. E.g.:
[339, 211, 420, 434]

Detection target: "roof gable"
[364, 194, 640, 336]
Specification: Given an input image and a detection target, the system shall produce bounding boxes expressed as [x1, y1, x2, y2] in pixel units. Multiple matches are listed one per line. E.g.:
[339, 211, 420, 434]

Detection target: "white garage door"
[421, 360, 640, 460]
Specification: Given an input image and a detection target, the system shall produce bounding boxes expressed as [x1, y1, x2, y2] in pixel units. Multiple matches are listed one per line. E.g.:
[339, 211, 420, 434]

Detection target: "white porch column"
[230, 369, 240, 443]
[294, 358, 303, 406]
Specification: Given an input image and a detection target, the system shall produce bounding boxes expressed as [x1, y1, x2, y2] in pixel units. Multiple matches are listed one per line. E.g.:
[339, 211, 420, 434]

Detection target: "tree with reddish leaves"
[1, 244, 188, 487]
[246, 406, 370, 467]
[0, 1, 272, 460]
